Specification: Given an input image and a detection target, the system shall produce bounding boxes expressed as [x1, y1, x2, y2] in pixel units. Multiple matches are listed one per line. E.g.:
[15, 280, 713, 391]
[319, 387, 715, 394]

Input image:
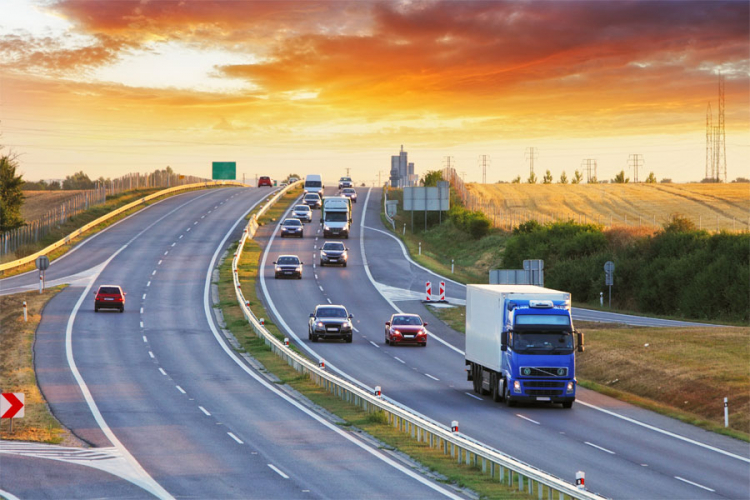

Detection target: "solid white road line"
[267, 464, 289, 479]
[176, 386, 186, 394]
[465, 392, 482, 401]
[394, 357, 405, 364]
[369, 341, 379, 348]
[585, 442, 615, 454]
[425, 373, 439, 381]
[0, 488, 21, 500]
[674, 476, 715, 492]
[577, 400, 750, 463]
[516, 414, 540, 425]
[227, 432, 243, 445]
[148, 351, 155, 359]
[159, 368, 167, 376]
[199, 406, 210, 416]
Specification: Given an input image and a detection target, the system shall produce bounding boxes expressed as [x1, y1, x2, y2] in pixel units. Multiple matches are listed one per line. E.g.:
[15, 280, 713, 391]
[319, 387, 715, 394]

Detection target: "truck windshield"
[512, 331, 573, 353]
[324, 212, 348, 222]
[515, 314, 570, 326]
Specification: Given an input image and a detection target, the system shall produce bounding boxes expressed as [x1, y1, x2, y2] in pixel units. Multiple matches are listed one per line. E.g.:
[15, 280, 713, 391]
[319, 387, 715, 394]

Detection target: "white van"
[304, 174, 323, 195]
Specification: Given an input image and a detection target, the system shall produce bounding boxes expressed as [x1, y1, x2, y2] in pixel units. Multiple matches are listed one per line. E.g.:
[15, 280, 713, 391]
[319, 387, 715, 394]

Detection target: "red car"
[258, 176, 272, 187]
[94, 285, 126, 313]
[385, 314, 427, 346]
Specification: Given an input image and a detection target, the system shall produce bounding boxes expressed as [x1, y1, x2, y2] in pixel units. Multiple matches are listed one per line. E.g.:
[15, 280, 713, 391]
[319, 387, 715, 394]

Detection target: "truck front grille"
[527, 389, 563, 396]
[520, 367, 568, 377]
[525, 381, 565, 388]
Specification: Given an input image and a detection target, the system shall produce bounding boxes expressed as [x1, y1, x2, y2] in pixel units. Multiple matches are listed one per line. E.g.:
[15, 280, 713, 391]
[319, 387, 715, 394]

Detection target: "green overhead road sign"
[212, 162, 236, 180]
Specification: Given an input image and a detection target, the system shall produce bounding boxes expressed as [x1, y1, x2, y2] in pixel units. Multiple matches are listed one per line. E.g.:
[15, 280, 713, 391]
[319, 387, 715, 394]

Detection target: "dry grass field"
[467, 183, 750, 231]
[21, 191, 89, 220]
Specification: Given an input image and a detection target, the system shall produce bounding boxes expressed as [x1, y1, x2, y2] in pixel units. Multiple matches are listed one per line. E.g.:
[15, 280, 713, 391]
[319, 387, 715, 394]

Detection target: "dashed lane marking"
[159, 368, 167, 376]
[267, 464, 289, 479]
[516, 414, 540, 425]
[465, 392, 482, 401]
[425, 373, 439, 381]
[176, 386, 186, 394]
[199, 406, 210, 416]
[228, 432, 243, 445]
[585, 442, 615, 454]
[142, 336, 147, 343]
[394, 357, 405, 364]
[674, 477, 715, 492]
[369, 341, 379, 348]
[148, 351, 154, 359]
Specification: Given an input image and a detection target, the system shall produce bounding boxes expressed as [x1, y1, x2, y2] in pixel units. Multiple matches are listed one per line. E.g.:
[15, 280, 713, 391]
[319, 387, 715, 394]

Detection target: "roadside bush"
[448, 205, 492, 239]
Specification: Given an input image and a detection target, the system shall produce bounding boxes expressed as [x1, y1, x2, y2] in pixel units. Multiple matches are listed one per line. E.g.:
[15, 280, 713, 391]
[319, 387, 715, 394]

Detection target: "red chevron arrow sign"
[1, 393, 24, 419]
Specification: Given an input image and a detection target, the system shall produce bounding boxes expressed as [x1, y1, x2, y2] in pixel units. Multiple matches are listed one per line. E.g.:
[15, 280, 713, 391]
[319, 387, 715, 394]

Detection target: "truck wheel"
[472, 366, 481, 394]
[562, 402, 573, 409]
[491, 374, 502, 402]
[505, 388, 517, 407]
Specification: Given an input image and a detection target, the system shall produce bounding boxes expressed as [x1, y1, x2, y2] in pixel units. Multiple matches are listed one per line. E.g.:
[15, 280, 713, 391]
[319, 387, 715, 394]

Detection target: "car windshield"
[324, 212, 348, 222]
[322, 243, 345, 251]
[277, 257, 299, 265]
[341, 177, 351, 181]
[99, 287, 121, 295]
[283, 219, 302, 226]
[294, 205, 310, 212]
[317, 308, 347, 318]
[392, 315, 422, 326]
[305, 194, 319, 201]
[512, 332, 573, 352]
[343, 189, 355, 194]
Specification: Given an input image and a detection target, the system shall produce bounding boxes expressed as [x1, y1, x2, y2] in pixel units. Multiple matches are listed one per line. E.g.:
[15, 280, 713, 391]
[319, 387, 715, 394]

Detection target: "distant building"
[389, 145, 416, 188]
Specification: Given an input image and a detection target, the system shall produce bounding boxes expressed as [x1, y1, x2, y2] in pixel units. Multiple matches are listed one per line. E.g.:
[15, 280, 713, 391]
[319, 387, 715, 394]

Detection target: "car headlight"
[342, 322, 350, 329]
[566, 381, 575, 394]
[296, 266, 302, 272]
[316, 321, 325, 328]
[342, 254, 348, 259]
[320, 251, 327, 256]
[392, 330, 400, 336]
[513, 380, 522, 393]
[275, 266, 282, 272]
[324, 225, 331, 231]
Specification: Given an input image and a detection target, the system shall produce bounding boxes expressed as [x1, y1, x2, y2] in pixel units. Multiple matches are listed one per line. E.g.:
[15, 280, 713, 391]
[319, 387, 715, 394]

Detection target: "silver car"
[291, 204, 313, 223]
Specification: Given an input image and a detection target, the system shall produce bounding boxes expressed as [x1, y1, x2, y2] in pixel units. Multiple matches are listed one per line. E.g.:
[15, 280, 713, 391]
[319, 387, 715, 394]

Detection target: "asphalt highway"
[260, 186, 750, 500]
[0, 187, 461, 499]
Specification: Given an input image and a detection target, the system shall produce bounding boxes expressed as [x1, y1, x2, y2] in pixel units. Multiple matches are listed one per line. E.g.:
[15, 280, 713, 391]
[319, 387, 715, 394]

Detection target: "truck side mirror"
[501, 330, 508, 352]
[577, 331, 585, 352]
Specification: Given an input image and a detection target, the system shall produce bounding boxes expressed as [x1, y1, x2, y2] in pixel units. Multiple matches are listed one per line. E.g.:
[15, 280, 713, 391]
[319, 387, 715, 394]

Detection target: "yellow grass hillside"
[467, 183, 750, 232]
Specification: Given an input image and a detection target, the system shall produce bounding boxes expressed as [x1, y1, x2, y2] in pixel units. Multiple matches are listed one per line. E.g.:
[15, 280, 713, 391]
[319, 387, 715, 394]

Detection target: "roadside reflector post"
[724, 397, 729, 427]
[419, 242, 422, 255]
[284, 338, 289, 346]
[374, 386, 382, 397]
[600, 291, 604, 306]
[576, 471, 585, 489]
[23, 301, 27, 322]
[319, 359, 325, 370]
[245, 300, 250, 307]
[403, 223, 406, 235]
[451, 420, 459, 433]
[451, 259, 454, 274]
[259, 318, 264, 326]
[425, 282, 432, 302]
[439, 282, 446, 302]
[39, 273, 43, 294]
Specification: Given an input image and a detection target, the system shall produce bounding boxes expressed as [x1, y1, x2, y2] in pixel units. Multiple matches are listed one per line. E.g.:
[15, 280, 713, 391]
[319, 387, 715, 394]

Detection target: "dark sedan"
[341, 188, 357, 203]
[279, 218, 304, 238]
[385, 314, 427, 346]
[319, 241, 348, 267]
[308, 305, 354, 343]
[303, 193, 322, 209]
[274, 255, 303, 279]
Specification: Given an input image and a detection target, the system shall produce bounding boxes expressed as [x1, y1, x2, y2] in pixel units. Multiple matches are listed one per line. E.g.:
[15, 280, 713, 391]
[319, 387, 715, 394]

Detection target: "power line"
[628, 154, 644, 183]
[478, 154, 490, 184]
[581, 159, 597, 183]
[524, 147, 538, 177]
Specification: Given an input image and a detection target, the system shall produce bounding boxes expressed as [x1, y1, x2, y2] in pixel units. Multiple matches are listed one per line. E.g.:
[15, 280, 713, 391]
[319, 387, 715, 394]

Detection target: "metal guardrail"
[383, 184, 396, 231]
[0, 181, 245, 274]
[231, 183, 605, 500]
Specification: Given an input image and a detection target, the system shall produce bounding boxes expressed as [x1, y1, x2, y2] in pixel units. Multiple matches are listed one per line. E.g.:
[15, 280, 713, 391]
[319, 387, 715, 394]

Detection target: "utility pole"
[581, 159, 597, 183]
[346, 167, 351, 177]
[478, 155, 490, 184]
[378, 170, 382, 187]
[627, 154, 644, 183]
[460, 171, 466, 183]
[525, 147, 538, 177]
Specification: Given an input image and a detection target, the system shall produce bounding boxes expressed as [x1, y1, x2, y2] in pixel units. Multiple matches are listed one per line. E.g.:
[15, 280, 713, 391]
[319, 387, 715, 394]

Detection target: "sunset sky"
[0, 0, 748, 185]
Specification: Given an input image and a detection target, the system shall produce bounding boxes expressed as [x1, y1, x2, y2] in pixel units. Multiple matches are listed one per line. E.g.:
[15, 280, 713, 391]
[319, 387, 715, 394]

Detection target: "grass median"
[0, 287, 75, 444]
[216, 193, 535, 499]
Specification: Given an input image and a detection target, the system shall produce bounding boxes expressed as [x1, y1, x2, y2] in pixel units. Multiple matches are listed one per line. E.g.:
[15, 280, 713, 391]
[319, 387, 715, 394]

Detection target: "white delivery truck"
[465, 285, 584, 408]
[321, 196, 351, 238]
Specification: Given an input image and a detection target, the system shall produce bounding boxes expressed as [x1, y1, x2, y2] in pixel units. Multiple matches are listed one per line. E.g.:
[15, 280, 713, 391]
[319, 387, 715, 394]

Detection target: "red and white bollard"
[425, 281, 432, 301]
[451, 420, 459, 432]
[576, 471, 585, 489]
[439, 281, 446, 301]
[374, 386, 382, 397]
[319, 359, 326, 370]
[284, 337, 289, 346]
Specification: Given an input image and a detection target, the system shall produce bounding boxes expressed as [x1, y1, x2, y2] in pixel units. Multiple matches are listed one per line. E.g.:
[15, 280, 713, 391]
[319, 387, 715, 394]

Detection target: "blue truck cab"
[465, 285, 584, 409]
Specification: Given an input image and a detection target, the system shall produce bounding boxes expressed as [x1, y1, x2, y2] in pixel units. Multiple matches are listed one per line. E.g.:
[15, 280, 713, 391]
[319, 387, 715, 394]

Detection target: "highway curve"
[259, 186, 750, 500]
[0, 187, 461, 499]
